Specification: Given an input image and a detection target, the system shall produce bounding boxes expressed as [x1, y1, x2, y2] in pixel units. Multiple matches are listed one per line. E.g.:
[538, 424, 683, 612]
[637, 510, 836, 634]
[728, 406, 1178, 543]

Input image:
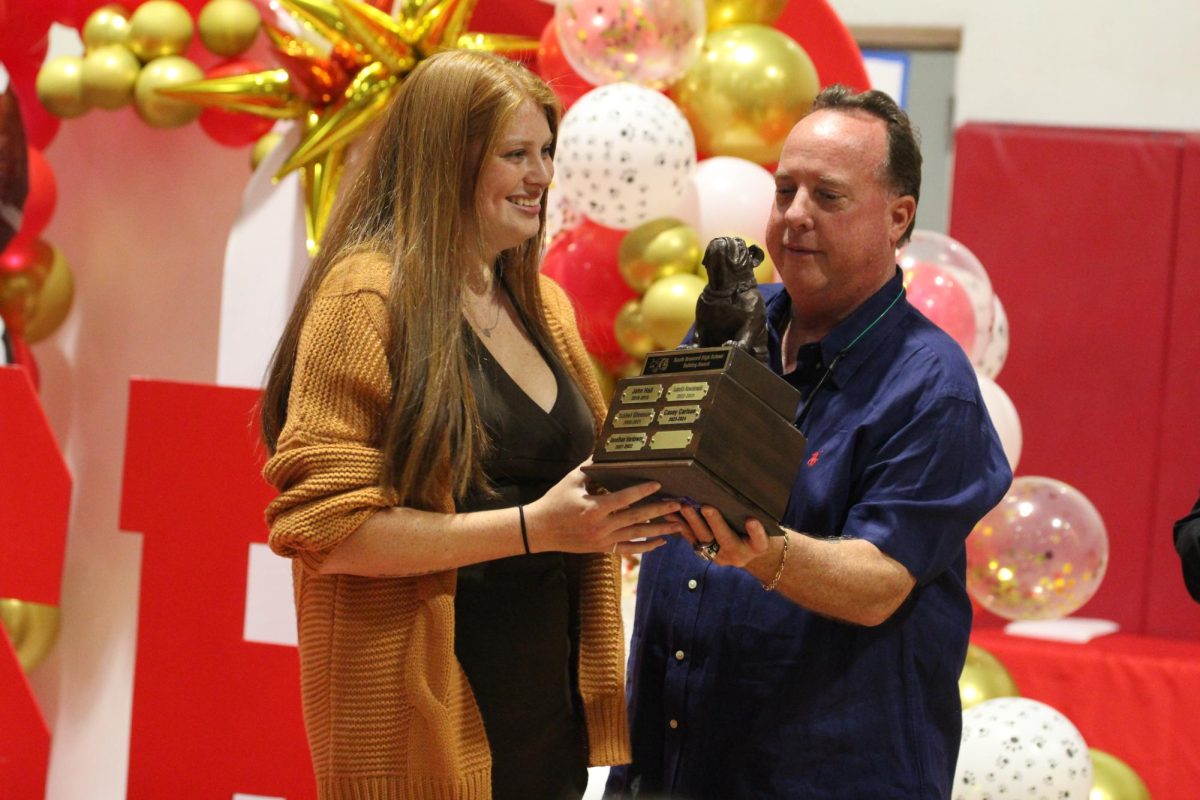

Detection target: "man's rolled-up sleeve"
[845, 390, 1013, 584]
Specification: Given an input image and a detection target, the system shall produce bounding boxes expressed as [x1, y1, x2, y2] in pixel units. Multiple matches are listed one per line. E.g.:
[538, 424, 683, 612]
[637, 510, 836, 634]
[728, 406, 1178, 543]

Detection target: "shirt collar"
[767, 268, 908, 389]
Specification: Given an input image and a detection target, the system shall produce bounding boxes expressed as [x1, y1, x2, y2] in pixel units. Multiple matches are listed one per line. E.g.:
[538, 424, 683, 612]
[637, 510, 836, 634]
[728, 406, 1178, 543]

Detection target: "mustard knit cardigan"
[263, 254, 630, 800]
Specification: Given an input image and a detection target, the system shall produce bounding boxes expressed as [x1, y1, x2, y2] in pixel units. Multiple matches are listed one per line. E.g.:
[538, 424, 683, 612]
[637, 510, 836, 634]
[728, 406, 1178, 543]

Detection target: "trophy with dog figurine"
[582, 236, 808, 537]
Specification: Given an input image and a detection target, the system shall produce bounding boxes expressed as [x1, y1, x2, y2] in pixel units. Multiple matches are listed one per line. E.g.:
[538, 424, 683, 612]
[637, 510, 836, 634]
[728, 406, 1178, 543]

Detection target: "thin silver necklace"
[476, 299, 502, 337]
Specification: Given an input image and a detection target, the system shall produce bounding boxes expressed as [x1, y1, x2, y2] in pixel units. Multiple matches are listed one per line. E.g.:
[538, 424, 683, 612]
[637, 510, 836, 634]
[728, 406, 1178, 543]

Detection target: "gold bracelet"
[761, 533, 789, 591]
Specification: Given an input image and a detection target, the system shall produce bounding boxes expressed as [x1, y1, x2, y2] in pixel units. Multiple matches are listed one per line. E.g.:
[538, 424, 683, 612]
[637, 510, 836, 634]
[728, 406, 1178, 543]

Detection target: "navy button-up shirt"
[608, 271, 1013, 799]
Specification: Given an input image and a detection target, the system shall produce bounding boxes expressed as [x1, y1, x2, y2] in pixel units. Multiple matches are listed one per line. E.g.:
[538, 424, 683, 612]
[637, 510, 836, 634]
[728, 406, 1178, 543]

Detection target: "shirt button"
[687, 579, 698, 590]
[669, 719, 679, 729]
[674, 650, 685, 661]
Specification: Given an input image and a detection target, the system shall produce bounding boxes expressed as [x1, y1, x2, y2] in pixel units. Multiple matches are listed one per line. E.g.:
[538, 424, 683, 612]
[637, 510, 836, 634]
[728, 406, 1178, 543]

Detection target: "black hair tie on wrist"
[519, 504, 530, 554]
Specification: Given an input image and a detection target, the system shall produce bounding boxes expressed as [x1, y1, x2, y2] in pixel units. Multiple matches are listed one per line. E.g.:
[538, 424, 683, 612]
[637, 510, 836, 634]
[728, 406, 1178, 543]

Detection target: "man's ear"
[888, 195, 917, 246]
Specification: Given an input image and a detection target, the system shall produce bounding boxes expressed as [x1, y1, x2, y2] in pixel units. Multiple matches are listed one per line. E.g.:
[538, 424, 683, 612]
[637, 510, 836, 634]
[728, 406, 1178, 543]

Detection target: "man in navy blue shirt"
[608, 86, 1013, 798]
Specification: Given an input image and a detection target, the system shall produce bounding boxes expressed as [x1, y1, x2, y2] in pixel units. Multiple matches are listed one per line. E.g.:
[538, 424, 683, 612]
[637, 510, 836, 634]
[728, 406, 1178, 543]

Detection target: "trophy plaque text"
[582, 345, 808, 537]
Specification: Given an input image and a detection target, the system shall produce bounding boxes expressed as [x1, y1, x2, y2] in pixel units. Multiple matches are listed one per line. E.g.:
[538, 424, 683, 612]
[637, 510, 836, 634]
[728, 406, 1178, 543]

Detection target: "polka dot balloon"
[555, 82, 696, 230]
[954, 697, 1092, 800]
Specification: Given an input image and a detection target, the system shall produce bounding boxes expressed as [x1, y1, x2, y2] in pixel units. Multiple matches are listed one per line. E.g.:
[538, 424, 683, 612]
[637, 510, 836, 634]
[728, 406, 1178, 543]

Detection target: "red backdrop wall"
[950, 124, 1200, 638]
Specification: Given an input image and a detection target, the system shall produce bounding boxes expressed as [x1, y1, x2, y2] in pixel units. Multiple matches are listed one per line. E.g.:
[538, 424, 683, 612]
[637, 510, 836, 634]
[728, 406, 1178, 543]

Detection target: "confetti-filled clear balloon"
[953, 697, 1092, 800]
[555, 0, 706, 88]
[903, 261, 978, 357]
[898, 230, 994, 364]
[556, 83, 696, 230]
[967, 476, 1109, 621]
[977, 293, 1009, 379]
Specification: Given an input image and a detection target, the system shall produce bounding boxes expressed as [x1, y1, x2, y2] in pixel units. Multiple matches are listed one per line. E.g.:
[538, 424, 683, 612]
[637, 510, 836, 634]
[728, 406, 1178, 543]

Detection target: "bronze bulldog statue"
[692, 236, 769, 363]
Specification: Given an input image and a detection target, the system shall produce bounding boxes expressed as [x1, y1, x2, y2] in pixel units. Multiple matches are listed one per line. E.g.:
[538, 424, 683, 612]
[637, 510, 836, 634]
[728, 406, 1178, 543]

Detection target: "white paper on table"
[1003, 617, 1120, 644]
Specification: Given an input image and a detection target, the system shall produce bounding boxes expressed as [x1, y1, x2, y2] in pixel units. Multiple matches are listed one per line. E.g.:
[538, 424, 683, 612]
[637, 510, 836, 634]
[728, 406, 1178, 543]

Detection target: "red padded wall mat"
[951, 123, 1200, 637]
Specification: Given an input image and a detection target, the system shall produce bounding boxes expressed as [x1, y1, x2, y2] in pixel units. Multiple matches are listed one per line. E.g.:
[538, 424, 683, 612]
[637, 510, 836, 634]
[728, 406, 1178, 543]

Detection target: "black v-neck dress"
[454, 321, 596, 800]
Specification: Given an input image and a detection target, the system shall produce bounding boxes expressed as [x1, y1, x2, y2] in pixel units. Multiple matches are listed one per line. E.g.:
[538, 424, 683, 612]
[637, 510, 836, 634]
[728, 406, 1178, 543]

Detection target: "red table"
[971, 627, 1200, 799]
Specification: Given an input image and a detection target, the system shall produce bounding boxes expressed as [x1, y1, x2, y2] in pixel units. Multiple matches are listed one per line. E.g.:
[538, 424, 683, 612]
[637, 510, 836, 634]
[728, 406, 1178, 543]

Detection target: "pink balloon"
[898, 229, 994, 361]
[903, 261, 976, 356]
[966, 476, 1109, 621]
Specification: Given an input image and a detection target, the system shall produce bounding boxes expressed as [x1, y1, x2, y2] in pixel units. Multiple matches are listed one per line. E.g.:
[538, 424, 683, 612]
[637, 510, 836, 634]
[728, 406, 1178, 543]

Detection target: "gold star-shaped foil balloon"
[161, 0, 537, 253]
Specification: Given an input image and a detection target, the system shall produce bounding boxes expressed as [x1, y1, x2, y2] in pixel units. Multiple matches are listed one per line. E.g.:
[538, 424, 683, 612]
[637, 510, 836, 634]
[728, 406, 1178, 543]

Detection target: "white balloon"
[975, 371, 1021, 471]
[953, 698, 1092, 800]
[685, 156, 775, 250]
[0, 315, 10, 365]
[556, 83, 696, 230]
[977, 294, 1010, 379]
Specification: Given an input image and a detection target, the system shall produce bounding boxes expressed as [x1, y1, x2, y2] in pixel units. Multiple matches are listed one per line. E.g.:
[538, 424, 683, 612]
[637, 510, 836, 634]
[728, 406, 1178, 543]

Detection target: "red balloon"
[461, 0, 549, 41]
[0, 1, 54, 64]
[9, 81, 60, 150]
[0, 236, 46, 274]
[773, 0, 870, 91]
[535, 19, 593, 111]
[53, 0, 94, 28]
[904, 262, 976, 356]
[4, 34, 49, 89]
[540, 220, 635, 369]
[197, 60, 277, 147]
[17, 148, 57, 241]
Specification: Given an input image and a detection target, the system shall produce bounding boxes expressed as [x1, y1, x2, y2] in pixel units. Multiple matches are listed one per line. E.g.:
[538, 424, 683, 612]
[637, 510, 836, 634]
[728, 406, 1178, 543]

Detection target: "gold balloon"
[36, 56, 91, 119]
[81, 45, 142, 110]
[614, 299, 659, 361]
[696, 236, 776, 286]
[641, 273, 706, 350]
[24, 245, 74, 344]
[198, 0, 262, 58]
[1089, 749, 1151, 800]
[0, 239, 54, 335]
[670, 24, 819, 165]
[705, 0, 789, 31]
[250, 130, 284, 170]
[83, 4, 133, 50]
[128, 0, 195, 61]
[0, 599, 61, 673]
[613, 360, 643, 380]
[958, 643, 1019, 710]
[134, 56, 205, 127]
[588, 355, 615, 400]
[618, 218, 702, 294]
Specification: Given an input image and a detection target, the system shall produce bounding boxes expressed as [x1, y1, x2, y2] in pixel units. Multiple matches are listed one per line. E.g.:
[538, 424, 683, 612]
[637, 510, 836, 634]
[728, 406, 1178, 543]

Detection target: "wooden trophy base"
[582, 347, 807, 536]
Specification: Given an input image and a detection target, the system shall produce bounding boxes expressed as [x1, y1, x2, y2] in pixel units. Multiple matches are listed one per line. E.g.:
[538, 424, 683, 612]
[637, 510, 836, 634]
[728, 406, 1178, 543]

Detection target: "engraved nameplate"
[605, 432, 648, 453]
[666, 382, 710, 402]
[621, 384, 664, 404]
[659, 405, 702, 425]
[643, 349, 730, 375]
[650, 430, 694, 450]
[613, 408, 656, 428]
